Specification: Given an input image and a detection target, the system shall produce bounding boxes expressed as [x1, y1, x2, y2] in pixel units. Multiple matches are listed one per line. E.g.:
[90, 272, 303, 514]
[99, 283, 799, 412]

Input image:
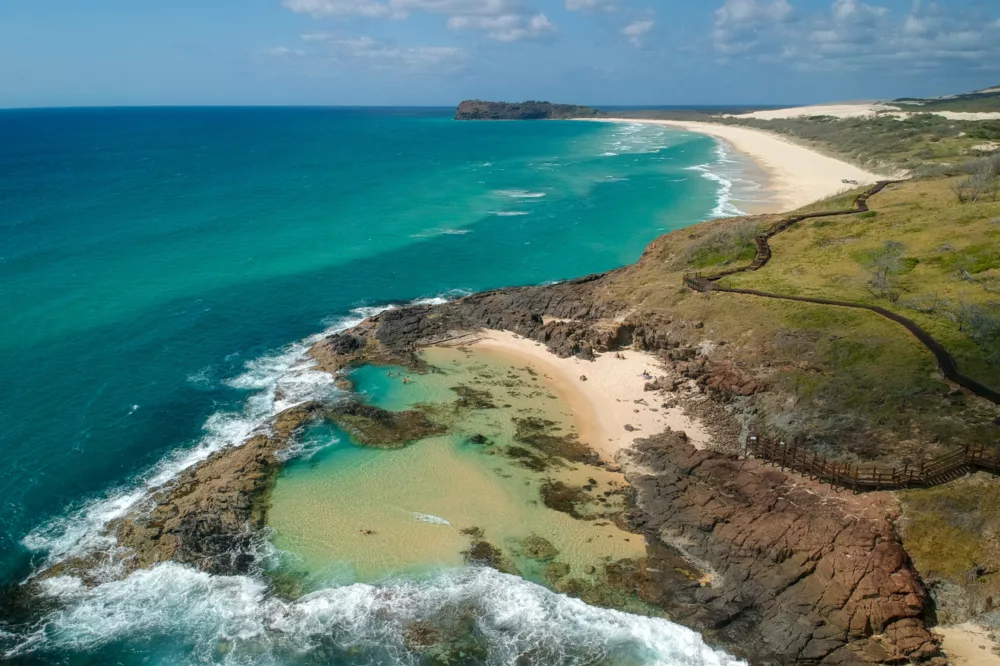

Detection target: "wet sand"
[468, 329, 712, 460]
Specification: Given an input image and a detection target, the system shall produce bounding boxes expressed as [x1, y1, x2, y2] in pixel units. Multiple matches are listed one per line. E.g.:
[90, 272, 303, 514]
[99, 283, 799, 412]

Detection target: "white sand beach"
[936, 623, 1000, 666]
[588, 118, 889, 213]
[468, 329, 711, 460]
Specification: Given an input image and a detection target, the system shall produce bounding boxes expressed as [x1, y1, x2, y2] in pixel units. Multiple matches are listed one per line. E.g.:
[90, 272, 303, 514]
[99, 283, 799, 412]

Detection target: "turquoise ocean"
[0, 107, 755, 665]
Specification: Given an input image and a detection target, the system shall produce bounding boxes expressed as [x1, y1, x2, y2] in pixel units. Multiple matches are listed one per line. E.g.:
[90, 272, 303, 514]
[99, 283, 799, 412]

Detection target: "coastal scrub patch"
[899, 476, 1000, 616]
[683, 220, 760, 270]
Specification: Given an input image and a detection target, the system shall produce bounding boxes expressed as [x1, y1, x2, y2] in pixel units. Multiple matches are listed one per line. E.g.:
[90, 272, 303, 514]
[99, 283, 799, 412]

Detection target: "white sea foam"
[21, 295, 459, 572]
[495, 189, 547, 199]
[409, 228, 473, 238]
[8, 563, 746, 666]
[412, 513, 451, 526]
[686, 142, 753, 219]
[492, 211, 530, 217]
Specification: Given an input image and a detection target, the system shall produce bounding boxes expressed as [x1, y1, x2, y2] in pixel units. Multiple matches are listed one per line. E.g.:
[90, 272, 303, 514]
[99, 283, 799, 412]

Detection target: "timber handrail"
[742, 436, 1000, 492]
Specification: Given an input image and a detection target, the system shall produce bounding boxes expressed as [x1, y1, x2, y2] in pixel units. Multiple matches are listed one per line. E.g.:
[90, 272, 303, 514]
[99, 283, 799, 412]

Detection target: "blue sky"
[1, 0, 998, 107]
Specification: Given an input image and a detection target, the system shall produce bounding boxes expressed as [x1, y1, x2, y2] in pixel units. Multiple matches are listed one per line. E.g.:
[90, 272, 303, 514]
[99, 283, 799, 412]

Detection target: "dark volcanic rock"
[307, 274, 627, 373]
[455, 100, 604, 120]
[619, 429, 941, 665]
[107, 403, 323, 578]
[325, 400, 444, 448]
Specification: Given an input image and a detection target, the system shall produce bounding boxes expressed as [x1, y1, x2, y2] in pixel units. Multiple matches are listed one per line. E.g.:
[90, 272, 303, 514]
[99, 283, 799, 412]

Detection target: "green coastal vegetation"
[894, 85, 1000, 113]
[599, 144, 1000, 617]
[720, 114, 1000, 173]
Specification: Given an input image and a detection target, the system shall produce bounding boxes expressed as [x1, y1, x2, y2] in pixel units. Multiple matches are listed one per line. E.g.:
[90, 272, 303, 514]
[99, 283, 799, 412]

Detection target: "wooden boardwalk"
[743, 436, 1000, 492]
[684, 181, 1000, 406]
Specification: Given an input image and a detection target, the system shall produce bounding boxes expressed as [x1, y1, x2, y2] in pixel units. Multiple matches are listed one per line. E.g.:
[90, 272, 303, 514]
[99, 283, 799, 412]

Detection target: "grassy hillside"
[603, 172, 1000, 463]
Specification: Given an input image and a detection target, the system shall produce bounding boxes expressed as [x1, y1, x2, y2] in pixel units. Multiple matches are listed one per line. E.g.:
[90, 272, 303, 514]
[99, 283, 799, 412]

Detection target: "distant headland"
[454, 100, 605, 120]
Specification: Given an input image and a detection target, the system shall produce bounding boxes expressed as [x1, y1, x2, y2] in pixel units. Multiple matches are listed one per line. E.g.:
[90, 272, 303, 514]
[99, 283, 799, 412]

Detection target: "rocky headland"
[454, 100, 605, 120]
[12, 175, 1000, 664]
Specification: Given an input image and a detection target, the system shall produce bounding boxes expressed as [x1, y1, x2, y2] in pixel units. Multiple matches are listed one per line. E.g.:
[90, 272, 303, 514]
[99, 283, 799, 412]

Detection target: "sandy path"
[586, 118, 889, 214]
[467, 330, 711, 460]
[936, 623, 1000, 665]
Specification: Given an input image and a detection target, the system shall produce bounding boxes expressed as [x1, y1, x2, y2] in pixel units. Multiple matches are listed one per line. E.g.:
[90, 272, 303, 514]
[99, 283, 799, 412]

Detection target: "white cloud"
[713, 0, 795, 55]
[391, 0, 515, 16]
[565, 0, 614, 12]
[283, 0, 404, 19]
[715, 0, 793, 25]
[711, 0, 1000, 72]
[334, 36, 462, 69]
[266, 46, 307, 57]
[286, 0, 555, 42]
[280, 33, 465, 73]
[621, 19, 654, 46]
[447, 12, 553, 41]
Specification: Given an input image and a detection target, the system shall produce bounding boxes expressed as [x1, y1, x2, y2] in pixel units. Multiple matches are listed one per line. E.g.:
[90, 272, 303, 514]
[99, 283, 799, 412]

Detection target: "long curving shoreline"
[584, 118, 891, 213]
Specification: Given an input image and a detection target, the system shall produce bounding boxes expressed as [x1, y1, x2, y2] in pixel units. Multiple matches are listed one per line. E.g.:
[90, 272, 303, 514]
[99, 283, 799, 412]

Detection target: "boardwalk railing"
[742, 436, 1000, 492]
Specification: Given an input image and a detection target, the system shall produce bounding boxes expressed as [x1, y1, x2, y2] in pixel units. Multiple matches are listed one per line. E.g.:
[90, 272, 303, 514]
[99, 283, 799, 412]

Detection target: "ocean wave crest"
[8, 563, 745, 666]
[686, 143, 749, 219]
[495, 189, 547, 199]
[20, 295, 461, 572]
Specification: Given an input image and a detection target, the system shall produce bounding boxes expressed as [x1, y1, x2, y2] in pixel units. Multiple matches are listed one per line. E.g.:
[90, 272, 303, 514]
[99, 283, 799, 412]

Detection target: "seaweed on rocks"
[461, 541, 519, 575]
[324, 400, 444, 449]
[517, 535, 559, 562]
[449, 385, 498, 410]
[513, 417, 599, 465]
[540, 480, 590, 518]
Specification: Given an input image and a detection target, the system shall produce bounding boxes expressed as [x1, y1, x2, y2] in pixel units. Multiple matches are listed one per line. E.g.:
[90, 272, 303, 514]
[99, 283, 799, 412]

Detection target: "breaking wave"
[495, 189, 547, 199]
[686, 142, 755, 219]
[20, 295, 459, 573]
[8, 563, 745, 666]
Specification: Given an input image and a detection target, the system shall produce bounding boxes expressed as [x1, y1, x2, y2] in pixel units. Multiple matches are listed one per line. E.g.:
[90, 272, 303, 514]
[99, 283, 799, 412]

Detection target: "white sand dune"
[733, 103, 899, 120]
[728, 103, 1000, 122]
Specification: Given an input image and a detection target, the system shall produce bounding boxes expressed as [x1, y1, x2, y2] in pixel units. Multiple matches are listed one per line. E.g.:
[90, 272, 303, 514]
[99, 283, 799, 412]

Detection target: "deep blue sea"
[0, 107, 752, 665]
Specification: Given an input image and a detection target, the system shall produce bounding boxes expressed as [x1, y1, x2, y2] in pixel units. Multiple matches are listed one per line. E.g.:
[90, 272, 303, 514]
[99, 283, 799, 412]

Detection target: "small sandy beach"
[467, 330, 710, 460]
[936, 623, 1000, 665]
[585, 118, 890, 214]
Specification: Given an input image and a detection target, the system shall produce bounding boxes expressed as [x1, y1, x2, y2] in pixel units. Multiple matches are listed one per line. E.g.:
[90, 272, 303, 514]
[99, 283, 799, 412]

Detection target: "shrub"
[684, 221, 761, 269]
[863, 241, 907, 303]
[955, 302, 1000, 365]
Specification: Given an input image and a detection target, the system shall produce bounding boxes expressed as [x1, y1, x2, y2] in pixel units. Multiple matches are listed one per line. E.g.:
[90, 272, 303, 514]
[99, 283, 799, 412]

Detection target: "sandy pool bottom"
[267, 344, 649, 593]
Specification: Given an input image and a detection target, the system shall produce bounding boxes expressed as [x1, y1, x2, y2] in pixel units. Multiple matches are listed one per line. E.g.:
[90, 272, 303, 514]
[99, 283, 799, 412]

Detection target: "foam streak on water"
[686, 142, 760, 219]
[19, 298, 457, 571]
[9, 563, 745, 666]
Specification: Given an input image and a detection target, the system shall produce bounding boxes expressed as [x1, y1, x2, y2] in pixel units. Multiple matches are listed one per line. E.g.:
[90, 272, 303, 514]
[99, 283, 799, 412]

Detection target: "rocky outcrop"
[308, 273, 628, 371]
[64, 403, 325, 581]
[326, 400, 445, 448]
[455, 100, 604, 120]
[620, 429, 941, 664]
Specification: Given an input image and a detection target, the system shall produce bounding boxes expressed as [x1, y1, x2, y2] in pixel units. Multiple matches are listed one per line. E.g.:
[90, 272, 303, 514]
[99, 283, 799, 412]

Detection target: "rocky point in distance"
[454, 100, 605, 120]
